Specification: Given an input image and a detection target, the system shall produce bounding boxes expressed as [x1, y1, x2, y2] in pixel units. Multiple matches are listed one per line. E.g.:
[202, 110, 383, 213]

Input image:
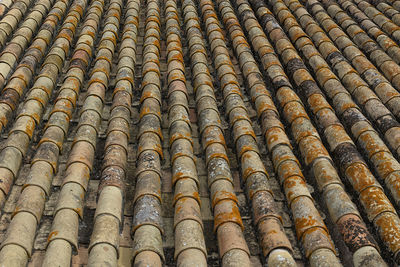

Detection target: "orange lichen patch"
[291, 117, 319, 143]
[345, 162, 378, 192]
[172, 171, 190, 183]
[169, 132, 193, 146]
[277, 158, 304, 180]
[360, 186, 396, 222]
[301, 226, 336, 257]
[230, 112, 251, 124]
[272, 149, 296, 168]
[324, 124, 353, 150]
[212, 190, 238, 207]
[168, 71, 185, 82]
[299, 135, 329, 166]
[8, 0, 400, 264]
[385, 171, 400, 200]
[25, 94, 47, 109]
[285, 177, 312, 205]
[50, 105, 74, 119]
[351, 55, 376, 71]
[238, 144, 257, 156]
[371, 151, 399, 178]
[358, 132, 388, 157]
[374, 212, 400, 256]
[47, 231, 59, 242]
[265, 127, 291, 149]
[206, 152, 229, 165]
[213, 199, 244, 232]
[258, 217, 293, 256]
[233, 122, 256, 137]
[294, 215, 320, 239]
[74, 207, 82, 217]
[5, 73, 26, 92]
[256, 97, 277, 115]
[242, 166, 263, 181]
[173, 191, 200, 205]
[284, 175, 304, 189]
[12, 205, 20, 216]
[140, 90, 161, 104]
[307, 93, 333, 113]
[381, 61, 400, 81]
[19, 116, 36, 138]
[282, 101, 309, 123]
[153, 143, 163, 159]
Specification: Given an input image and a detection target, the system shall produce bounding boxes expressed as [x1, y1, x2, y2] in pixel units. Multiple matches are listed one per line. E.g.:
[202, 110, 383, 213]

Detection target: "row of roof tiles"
[0, 0, 399, 266]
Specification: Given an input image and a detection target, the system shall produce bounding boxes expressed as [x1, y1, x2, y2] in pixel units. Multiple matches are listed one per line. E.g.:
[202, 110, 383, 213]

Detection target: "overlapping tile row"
[0, 0, 105, 265]
[249, 0, 400, 262]
[293, 1, 400, 173]
[165, 0, 207, 265]
[282, 0, 400, 218]
[41, 0, 122, 265]
[181, 0, 253, 265]
[384, 0, 400, 12]
[352, 0, 400, 44]
[88, 0, 139, 265]
[0, 0, 33, 48]
[131, 0, 165, 265]
[320, 0, 400, 105]
[234, 0, 385, 265]
[273, 0, 400, 264]
[341, 1, 400, 70]
[312, 7, 400, 152]
[197, 0, 299, 265]
[303, 1, 400, 124]
[220, 0, 379, 266]
[291, 0, 400, 227]
[0, 0, 71, 131]
[3, 0, 400, 264]
[0, 0, 85, 209]
[215, 0, 343, 266]
[0, 0, 54, 89]
[0, 0, 14, 19]
[374, 1, 400, 27]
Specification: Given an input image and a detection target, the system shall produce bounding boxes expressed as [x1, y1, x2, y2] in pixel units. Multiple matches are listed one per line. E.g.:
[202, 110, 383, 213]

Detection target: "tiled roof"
[0, 0, 399, 266]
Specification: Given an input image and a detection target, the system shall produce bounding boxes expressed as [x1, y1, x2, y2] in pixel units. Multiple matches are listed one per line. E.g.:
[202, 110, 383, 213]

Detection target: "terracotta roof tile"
[0, 0, 400, 265]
